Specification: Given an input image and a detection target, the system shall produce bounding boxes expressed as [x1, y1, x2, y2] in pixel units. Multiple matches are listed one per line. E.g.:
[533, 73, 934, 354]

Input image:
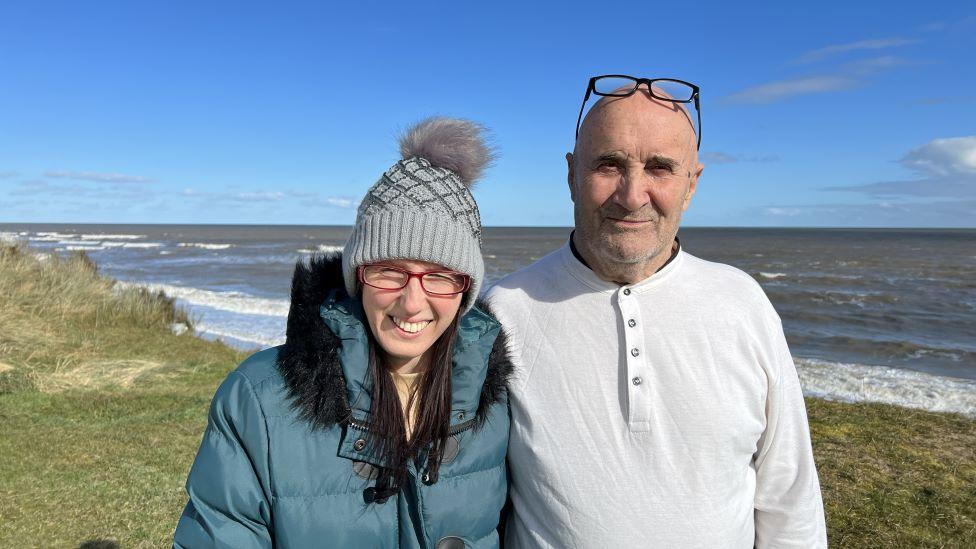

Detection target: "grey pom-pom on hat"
[342, 117, 495, 314]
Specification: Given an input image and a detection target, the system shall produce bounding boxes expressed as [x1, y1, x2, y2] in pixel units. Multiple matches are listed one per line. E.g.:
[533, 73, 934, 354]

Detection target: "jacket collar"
[275, 253, 512, 431]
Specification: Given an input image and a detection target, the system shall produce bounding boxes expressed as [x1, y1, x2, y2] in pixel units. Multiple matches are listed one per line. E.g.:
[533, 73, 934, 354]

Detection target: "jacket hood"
[274, 253, 512, 431]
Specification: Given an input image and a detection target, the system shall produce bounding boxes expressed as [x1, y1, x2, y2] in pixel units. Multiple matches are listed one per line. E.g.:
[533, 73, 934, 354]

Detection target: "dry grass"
[0, 243, 194, 393]
[1, 243, 245, 547]
[38, 359, 167, 393]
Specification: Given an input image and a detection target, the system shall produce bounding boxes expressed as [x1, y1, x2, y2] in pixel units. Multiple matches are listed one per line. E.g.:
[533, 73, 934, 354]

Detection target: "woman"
[174, 118, 512, 548]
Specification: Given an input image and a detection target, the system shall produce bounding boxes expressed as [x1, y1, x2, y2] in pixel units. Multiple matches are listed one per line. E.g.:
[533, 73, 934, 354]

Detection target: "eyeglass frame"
[574, 74, 702, 150]
[357, 263, 471, 296]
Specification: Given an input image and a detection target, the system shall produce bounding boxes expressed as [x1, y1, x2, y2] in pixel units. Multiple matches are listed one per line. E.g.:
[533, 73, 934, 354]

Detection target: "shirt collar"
[563, 232, 684, 294]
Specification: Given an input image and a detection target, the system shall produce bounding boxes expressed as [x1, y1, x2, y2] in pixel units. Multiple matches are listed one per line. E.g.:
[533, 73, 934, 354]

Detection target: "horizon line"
[2, 221, 975, 231]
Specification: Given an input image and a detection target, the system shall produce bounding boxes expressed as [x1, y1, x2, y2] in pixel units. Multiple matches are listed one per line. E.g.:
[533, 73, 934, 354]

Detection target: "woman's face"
[360, 259, 464, 373]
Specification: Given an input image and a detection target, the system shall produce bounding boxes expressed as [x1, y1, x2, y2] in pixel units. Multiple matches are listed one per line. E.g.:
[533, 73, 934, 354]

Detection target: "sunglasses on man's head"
[575, 74, 702, 150]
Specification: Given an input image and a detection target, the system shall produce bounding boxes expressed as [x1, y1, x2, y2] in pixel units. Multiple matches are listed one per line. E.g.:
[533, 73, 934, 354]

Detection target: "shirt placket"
[617, 286, 651, 431]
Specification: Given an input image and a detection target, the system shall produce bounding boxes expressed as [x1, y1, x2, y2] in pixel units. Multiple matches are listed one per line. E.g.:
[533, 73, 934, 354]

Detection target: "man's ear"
[681, 161, 703, 212]
[566, 152, 577, 203]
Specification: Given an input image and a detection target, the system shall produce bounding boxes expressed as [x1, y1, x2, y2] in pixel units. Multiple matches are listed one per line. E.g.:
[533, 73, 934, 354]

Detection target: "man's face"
[568, 90, 702, 273]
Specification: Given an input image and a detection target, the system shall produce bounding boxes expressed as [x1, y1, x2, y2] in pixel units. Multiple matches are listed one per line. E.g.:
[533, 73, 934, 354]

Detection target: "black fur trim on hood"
[274, 253, 513, 431]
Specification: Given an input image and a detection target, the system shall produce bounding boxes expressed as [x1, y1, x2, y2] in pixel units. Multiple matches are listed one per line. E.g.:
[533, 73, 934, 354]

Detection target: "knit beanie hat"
[342, 117, 494, 314]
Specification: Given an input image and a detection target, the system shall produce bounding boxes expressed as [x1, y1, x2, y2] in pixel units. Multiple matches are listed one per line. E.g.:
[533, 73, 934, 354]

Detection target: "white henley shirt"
[487, 242, 826, 548]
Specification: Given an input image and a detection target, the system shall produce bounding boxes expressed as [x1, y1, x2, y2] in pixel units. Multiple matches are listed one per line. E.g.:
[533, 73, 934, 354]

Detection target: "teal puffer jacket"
[173, 254, 512, 548]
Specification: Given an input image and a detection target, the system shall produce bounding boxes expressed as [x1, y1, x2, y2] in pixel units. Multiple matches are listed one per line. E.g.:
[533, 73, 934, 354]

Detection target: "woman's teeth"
[391, 317, 431, 334]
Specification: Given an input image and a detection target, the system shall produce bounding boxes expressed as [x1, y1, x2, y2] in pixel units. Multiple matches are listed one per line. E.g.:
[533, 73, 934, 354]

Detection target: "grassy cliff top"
[0, 244, 973, 548]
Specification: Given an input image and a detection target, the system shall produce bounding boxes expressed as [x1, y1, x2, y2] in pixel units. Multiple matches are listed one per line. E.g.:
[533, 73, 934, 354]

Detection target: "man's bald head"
[575, 85, 699, 162]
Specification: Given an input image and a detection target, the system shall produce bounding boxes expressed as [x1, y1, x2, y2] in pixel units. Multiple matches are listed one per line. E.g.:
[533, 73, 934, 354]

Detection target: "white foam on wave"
[0, 231, 23, 244]
[194, 322, 286, 348]
[35, 231, 76, 237]
[796, 358, 976, 418]
[77, 241, 162, 250]
[80, 234, 145, 240]
[62, 245, 107, 251]
[115, 281, 290, 317]
[759, 272, 787, 279]
[117, 242, 162, 249]
[178, 242, 234, 250]
[298, 244, 344, 254]
[31, 232, 77, 242]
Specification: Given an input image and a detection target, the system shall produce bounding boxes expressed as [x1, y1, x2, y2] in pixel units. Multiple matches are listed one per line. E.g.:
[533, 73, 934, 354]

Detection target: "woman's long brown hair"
[364, 313, 461, 495]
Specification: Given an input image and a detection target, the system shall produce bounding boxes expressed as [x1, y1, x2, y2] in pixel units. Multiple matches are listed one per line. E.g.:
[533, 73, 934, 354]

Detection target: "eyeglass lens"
[588, 76, 700, 148]
[362, 266, 467, 295]
[593, 76, 695, 102]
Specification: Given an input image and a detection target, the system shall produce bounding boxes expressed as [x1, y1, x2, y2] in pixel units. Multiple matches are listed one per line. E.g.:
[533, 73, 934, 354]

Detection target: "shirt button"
[622, 288, 631, 296]
[353, 438, 367, 451]
[632, 376, 642, 386]
[628, 319, 636, 328]
[631, 348, 640, 357]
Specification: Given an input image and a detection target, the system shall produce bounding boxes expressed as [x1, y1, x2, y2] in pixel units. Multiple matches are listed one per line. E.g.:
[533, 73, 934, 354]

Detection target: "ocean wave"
[298, 244, 344, 254]
[194, 322, 286, 348]
[115, 281, 290, 317]
[100, 241, 161, 248]
[178, 242, 234, 250]
[106, 242, 162, 249]
[758, 272, 787, 279]
[796, 358, 976, 418]
[62, 245, 107, 251]
[30, 233, 77, 242]
[0, 232, 24, 244]
[79, 234, 145, 240]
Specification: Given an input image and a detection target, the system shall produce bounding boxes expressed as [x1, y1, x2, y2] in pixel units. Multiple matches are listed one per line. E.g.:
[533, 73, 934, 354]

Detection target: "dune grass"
[1, 243, 974, 547]
[0, 244, 244, 548]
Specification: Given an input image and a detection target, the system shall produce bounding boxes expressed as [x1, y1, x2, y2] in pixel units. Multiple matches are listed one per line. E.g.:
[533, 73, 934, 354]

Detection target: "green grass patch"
[1, 243, 973, 547]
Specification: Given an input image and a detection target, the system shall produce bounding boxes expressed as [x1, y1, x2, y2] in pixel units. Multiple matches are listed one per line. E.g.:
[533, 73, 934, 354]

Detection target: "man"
[487, 76, 827, 548]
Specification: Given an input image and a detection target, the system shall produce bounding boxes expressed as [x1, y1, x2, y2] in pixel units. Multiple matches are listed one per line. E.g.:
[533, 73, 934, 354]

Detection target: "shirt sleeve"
[173, 372, 274, 549]
[753, 313, 828, 548]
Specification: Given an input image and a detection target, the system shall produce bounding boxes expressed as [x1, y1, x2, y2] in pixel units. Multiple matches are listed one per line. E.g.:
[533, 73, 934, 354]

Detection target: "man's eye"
[647, 165, 673, 175]
[596, 163, 620, 173]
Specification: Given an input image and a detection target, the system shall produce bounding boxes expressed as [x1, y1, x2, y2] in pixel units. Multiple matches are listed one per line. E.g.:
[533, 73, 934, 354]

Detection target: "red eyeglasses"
[358, 264, 470, 296]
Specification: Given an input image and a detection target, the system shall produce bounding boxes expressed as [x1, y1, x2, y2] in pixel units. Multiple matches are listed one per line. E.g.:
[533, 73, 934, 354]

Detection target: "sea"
[2, 224, 975, 417]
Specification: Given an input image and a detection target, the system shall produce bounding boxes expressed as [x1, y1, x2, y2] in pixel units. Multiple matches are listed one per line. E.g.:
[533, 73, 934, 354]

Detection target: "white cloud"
[0, 171, 19, 179]
[725, 76, 857, 104]
[44, 170, 156, 184]
[824, 136, 976, 199]
[701, 152, 737, 164]
[326, 197, 359, 209]
[796, 38, 920, 64]
[227, 191, 285, 202]
[701, 152, 780, 164]
[763, 207, 802, 216]
[755, 199, 976, 227]
[900, 136, 976, 176]
[843, 56, 912, 75]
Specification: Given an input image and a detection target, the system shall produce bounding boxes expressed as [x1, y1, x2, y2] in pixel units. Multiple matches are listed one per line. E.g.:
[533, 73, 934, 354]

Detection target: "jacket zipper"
[346, 415, 477, 436]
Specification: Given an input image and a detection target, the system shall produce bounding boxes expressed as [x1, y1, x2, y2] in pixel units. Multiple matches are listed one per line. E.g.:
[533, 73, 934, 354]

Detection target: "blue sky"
[1, 1, 974, 227]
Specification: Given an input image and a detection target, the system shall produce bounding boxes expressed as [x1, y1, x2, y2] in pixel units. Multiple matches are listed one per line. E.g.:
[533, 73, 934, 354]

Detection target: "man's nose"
[397, 277, 427, 314]
[613, 170, 651, 211]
